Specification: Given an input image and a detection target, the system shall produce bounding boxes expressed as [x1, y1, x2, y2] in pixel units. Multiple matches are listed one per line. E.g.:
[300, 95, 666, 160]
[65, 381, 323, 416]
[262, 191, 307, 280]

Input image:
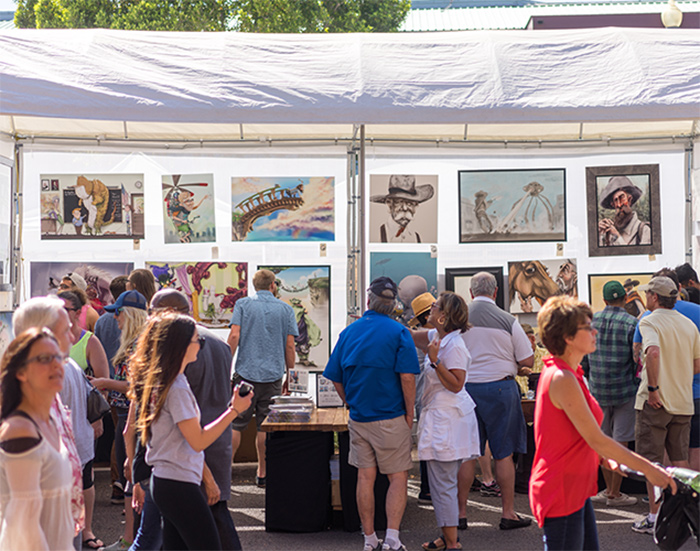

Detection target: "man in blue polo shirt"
[227, 269, 298, 487]
[324, 277, 420, 551]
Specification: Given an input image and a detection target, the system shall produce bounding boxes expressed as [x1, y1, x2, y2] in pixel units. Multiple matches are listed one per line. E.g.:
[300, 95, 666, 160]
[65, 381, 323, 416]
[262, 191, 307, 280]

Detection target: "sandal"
[421, 535, 446, 551]
[82, 538, 104, 549]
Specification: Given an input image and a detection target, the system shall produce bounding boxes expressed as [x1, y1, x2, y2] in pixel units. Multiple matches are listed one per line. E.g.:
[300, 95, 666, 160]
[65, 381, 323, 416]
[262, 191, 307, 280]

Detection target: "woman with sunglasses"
[411, 292, 480, 551]
[129, 312, 252, 549]
[0, 328, 77, 549]
[530, 296, 676, 550]
[90, 290, 148, 550]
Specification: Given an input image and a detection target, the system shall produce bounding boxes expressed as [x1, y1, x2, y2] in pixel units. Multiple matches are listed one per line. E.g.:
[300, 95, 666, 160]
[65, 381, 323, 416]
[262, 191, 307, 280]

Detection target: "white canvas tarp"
[1, 26, 699, 137]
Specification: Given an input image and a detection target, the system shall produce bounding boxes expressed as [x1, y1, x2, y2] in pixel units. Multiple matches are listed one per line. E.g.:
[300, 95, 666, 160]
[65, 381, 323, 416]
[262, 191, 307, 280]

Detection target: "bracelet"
[229, 406, 241, 416]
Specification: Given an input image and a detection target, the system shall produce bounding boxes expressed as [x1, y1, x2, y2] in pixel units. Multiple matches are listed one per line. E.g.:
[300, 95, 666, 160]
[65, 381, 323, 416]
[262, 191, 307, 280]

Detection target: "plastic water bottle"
[667, 467, 700, 493]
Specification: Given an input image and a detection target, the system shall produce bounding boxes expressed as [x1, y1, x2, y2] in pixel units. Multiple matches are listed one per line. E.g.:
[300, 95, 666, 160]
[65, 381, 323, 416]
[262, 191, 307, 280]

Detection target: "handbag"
[83, 372, 111, 423]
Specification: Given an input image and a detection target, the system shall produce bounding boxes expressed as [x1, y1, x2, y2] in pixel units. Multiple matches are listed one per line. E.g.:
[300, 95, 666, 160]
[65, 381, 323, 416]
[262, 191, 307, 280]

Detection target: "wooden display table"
[260, 406, 349, 433]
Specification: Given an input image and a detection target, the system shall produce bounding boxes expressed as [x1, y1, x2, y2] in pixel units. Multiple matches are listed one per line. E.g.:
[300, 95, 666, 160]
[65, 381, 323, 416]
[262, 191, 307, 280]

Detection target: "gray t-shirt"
[184, 325, 234, 500]
[146, 374, 203, 485]
[59, 358, 94, 466]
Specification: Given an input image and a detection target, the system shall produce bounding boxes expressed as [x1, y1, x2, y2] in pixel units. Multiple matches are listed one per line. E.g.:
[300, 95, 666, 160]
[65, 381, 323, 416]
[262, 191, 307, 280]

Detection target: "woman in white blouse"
[0, 328, 76, 550]
[412, 292, 481, 551]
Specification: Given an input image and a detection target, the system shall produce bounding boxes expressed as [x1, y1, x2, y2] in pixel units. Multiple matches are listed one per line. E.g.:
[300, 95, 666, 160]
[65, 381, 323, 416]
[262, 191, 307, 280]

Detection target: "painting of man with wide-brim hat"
[369, 175, 437, 243]
[597, 175, 651, 247]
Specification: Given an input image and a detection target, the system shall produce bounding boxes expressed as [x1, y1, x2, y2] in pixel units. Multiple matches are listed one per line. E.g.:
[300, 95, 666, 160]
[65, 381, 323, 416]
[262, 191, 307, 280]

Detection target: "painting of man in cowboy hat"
[597, 175, 652, 247]
[369, 175, 437, 243]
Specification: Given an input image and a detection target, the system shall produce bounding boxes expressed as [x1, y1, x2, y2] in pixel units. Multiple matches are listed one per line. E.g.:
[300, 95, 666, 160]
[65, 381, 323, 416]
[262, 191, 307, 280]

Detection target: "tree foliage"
[14, 0, 410, 32]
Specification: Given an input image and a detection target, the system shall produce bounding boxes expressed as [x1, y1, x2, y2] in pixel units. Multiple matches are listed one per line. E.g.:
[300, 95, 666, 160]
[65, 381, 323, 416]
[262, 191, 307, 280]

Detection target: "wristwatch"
[647, 385, 659, 392]
[430, 360, 440, 369]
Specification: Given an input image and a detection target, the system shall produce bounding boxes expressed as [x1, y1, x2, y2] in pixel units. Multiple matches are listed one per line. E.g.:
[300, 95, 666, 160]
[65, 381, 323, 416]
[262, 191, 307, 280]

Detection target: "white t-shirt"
[462, 296, 533, 383]
[59, 359, 94, 467]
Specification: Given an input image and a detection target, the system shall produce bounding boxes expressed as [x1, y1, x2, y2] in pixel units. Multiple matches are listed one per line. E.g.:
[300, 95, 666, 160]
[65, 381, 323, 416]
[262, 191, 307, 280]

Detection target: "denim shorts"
[466, 378, 527, 459]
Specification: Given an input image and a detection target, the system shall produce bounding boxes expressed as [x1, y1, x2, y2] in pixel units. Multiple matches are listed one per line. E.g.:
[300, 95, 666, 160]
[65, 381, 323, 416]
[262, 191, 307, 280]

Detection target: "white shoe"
[363, 539, 383, 551]
[382, 544, 407, 551]
[606, 492, 637, 506]
[590, 490, 609, 504]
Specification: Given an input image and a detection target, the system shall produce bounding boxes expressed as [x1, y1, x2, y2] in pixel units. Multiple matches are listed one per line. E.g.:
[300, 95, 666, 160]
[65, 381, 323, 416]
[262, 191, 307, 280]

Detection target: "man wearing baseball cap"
[584, 281, 639, 507]
[632, 275, 700, 534]
[324, 276, 420, 551]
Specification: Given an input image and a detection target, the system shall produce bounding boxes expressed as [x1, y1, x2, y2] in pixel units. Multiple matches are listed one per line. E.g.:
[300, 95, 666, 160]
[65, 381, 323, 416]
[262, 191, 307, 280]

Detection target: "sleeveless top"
[529, 355, 603, 526]
[69, 330, 92, 374]
[0, 410, 77, 549]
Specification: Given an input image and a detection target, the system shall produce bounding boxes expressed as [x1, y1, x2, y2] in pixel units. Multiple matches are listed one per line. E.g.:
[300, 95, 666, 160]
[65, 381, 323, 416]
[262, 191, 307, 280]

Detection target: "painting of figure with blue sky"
[260, 265, 330, 369]
[0, 312, 12, 358]
[459, 169, 566, 243]
[231, 177, 334, 241]
[162, 174, 216, 244]
[370, 252, 438, 315]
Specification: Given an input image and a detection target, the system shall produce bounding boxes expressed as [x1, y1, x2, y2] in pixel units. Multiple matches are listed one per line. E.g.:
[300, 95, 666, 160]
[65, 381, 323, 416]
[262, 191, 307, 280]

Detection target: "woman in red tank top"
[529, 296, 675, 551]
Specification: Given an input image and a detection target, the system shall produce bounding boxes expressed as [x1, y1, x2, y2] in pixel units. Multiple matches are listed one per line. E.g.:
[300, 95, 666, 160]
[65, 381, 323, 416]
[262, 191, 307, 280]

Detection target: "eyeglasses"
[430, 302, 441, 311]
[63, 306, 79, 313]
[577, 324, 595, 332]
[24, 353, 66, 366]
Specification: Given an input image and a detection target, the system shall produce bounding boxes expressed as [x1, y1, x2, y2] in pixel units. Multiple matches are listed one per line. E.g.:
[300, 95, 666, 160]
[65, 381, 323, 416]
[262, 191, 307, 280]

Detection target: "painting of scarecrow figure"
[459, 169, 566, 243]
[146, 262, 247, 328]
[162, 174, 216, 244]
[231, 177, 334, 241]
[40, 174, 145, 239]
[30, 261, 134, 314]
[260, 265, 330, 368]
[508, 258, 578, 314]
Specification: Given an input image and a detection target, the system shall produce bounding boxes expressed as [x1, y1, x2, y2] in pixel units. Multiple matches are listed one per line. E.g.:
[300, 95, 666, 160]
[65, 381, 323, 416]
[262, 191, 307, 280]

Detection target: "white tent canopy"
[1, 27, 699, 142]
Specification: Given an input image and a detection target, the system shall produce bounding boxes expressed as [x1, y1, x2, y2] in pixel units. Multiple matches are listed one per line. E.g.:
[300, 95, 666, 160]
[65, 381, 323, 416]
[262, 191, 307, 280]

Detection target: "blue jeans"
[130, 480, 163, 551]
[543, 498, 599, 551]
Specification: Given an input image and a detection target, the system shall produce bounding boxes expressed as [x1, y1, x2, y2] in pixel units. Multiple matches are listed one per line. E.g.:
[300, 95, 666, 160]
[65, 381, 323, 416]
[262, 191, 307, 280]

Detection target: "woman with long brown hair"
[0, 328, 77, 549]
[129, 312, 252, 549]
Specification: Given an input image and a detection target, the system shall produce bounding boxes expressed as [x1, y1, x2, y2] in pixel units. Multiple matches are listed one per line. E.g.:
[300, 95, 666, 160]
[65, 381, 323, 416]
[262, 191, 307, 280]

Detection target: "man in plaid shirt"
[583, 280, 639, 506]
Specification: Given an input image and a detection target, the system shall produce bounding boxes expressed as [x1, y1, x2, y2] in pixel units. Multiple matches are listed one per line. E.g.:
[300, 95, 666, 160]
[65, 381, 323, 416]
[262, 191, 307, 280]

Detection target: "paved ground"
[91, 462, 697, 551]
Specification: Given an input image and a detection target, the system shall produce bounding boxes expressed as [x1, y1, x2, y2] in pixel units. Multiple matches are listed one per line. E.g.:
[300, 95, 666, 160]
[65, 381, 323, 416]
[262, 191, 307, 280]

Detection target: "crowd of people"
[0, 264, 697, 551]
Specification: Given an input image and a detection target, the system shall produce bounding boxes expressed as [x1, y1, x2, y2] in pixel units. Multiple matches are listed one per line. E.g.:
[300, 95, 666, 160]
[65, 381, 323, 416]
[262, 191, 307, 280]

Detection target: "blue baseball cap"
[104, 290, 148, 312]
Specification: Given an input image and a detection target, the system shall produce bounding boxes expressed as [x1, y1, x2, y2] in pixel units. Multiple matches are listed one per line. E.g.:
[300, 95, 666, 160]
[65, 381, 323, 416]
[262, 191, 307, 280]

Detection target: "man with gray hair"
[458, 272, 534, 531]
[324, 277, 420, 551]
[13, 296, 103, 550]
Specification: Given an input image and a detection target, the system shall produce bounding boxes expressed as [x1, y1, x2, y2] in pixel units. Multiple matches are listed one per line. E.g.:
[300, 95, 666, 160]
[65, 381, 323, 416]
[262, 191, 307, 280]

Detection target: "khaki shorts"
[635, 402, 692, 463]
[348, 415, 413, 475]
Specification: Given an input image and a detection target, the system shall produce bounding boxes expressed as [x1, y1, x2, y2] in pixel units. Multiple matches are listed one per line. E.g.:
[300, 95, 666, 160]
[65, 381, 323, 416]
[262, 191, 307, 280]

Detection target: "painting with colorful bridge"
[146, 261, 248, 328]
[231, 177, 334, 241]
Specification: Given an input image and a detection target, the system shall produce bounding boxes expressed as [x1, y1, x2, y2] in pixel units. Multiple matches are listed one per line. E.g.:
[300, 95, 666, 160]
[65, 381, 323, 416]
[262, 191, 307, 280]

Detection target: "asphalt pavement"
[91, 461, 697, 551]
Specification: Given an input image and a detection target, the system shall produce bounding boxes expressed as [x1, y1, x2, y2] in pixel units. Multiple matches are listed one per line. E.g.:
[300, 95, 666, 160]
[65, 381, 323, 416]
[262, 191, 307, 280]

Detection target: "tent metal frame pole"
[346, 127, 360, 324]
[10, 143, 21, 308]
[359, 125, 366, 312]
[686, 139, 695, 264]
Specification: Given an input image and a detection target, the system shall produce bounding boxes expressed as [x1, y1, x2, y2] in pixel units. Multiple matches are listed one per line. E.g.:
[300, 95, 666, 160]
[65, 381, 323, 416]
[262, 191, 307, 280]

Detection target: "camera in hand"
[238, 381, 253, 397]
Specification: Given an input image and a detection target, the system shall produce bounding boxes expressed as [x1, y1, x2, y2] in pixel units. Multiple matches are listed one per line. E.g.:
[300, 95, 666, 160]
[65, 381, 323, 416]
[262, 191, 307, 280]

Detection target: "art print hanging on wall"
[40, 174, 145, 239]
[369, 175, 438, 243]
[146, 262, 247, 328]
[588, 273, 653, 316]
[259, 265, 330, 369]
[162, 174, 216, 244]
[459, 169, 566, 243]
[586, 165, 661, 257]
[30, 261, 134, 314]
[0, 312, 12, 358]
[445, 267, 505, 310]
[508, 258, 578, 314]
[231, 177, 334, 241]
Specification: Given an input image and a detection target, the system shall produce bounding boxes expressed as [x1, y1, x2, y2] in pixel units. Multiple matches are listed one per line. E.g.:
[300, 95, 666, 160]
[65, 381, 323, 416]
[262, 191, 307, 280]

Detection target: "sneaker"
[363, 539, 383, 551]
[103, 538, 131, 551]
[480, 480, 502, 497]
[418, 491, 432, 504]
[110, 484, 124, 505]
[631, 516, 655, 535]
[606, 492, 637, 507]
[470, 477, 482, 492]
[382, 544, 407, 551]
[590, 490, 609, 504]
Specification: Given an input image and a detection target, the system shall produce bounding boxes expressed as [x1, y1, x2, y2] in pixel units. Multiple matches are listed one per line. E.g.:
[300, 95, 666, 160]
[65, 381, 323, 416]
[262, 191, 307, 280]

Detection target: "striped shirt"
[585, 306, 638, 406]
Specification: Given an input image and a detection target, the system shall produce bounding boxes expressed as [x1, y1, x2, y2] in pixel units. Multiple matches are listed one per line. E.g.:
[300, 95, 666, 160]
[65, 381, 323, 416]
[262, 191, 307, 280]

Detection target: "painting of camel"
[508, 258, 578, 314]
[231, 177, 334, 241]
[459, 169, 566, 243]
[40, 174, 145, 240]
[146, 261, 248, 328]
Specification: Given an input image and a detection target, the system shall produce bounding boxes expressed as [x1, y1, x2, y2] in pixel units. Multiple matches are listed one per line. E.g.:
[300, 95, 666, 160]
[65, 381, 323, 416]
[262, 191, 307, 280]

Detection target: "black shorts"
[82, 459, 94, 490]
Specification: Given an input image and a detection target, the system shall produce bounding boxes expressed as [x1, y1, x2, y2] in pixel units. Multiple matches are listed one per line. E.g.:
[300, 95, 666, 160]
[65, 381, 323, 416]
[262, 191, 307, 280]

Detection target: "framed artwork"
[459, 169, 566, 243]
[162, 174, 216, 244]
[259, 265, 330, 369]
[586, 164, 661, 257]
[445, 267, 505, 310]
[588, 273, 653, 315]
[369, 175, 438, 243]
[30, 261, 134, 314]
[508, 259, 578, 314]
[231, 177, 334, 241]
[40, 174, 145, 239]
[316, 374, 343, 408]
[0, 312, 12, 358]
[146, 262, 247, 328]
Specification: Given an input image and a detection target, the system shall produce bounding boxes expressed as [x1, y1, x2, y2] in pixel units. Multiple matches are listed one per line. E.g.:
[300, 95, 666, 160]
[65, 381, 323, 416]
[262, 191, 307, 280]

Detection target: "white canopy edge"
[1, 27, 699, 139]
